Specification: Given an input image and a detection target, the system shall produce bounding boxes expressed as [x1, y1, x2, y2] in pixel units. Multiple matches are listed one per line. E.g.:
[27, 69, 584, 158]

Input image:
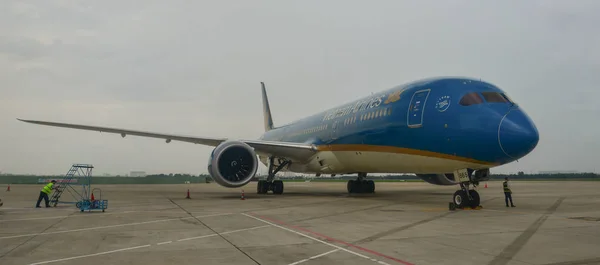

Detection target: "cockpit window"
[481, 92, 509, 103]
[500, 93, 514, 104]
[459, 92, 484, 106]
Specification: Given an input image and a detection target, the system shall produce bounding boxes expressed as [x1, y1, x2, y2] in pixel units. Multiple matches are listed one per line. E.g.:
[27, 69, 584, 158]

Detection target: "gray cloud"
[1, 0, 599, 176]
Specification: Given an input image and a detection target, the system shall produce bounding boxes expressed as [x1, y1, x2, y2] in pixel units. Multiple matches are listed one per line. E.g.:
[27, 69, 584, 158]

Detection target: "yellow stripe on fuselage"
[314, 144, 498, 166]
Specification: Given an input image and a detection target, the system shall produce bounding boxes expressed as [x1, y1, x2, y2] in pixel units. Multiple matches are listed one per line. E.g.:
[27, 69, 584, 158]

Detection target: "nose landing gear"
[449, 168, 486, 210]
[452, 187, 480, 209]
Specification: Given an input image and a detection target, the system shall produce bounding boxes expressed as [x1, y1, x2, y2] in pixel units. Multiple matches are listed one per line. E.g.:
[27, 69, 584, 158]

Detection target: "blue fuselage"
[259, 77, 539, 170]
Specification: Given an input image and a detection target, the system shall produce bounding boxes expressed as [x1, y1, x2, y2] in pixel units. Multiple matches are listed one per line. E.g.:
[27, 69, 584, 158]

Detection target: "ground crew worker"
[503, 177, 515, 207]
[36, 180, 56, 208]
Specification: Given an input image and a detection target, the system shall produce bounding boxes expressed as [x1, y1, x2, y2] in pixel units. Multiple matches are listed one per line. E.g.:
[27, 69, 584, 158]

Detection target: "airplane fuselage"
[17, 76, 539, 200]
[257, 77, 539, 175]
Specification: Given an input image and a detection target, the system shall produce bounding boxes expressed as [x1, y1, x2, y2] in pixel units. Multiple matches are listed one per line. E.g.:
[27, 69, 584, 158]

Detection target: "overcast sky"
[1, 1, 599, 176]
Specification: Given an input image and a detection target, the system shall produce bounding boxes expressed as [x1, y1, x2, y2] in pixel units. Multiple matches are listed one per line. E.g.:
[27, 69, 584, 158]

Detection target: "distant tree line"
[491, 172, 599, 180]
[146, 173, 213, 183]
[146, 173, 198, 178]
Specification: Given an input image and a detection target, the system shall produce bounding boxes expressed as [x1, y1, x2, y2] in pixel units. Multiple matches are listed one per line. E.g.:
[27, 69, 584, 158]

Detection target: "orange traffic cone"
[6, 184, 10, 191]
[484, 182, 488, 188]
[186, 189, 191, 199]
[241, 190, 245, 200]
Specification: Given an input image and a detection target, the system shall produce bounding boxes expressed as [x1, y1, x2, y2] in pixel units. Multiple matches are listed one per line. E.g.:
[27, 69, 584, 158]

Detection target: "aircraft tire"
[468, 190, 480, 207]
[257, 180, 269, 194]
[357, 180, 365, 193]
[453, 190, 468, 208]
[347, 180, 355, 193]
[273, 180, 284, 194]
[367, 180, 375, 193]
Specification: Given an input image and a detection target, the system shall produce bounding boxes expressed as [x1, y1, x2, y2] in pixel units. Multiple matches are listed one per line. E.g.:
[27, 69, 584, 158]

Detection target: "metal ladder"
[49, 164, 94, 207]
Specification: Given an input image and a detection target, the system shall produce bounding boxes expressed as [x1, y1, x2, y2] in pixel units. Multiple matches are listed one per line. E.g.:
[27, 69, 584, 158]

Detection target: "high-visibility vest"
[503, 181, 511, 193]
[41, 182, 54, 194]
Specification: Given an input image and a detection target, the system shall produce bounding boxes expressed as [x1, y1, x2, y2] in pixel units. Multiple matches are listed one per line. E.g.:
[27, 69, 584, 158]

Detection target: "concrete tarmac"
[1, 181, 599, 265]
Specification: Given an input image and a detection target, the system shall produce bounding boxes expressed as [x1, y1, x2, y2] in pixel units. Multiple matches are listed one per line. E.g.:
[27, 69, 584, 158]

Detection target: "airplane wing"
[17, 119, 317, 161]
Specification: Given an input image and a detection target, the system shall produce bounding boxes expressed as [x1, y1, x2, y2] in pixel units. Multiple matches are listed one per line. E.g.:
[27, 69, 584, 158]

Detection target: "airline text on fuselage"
[322, 94, 385, 121]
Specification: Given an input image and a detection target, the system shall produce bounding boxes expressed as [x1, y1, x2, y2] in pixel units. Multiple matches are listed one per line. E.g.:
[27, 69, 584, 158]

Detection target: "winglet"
[261, 82, 274, 132]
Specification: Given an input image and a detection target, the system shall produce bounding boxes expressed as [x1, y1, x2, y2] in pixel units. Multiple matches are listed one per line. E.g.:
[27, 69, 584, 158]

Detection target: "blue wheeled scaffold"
[48, 164, 108, 212]
[78, 188, 108, 212]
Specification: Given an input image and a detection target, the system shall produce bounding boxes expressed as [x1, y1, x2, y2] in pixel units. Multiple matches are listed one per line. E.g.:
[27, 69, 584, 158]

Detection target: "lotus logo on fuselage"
[435, 96, 451, 112]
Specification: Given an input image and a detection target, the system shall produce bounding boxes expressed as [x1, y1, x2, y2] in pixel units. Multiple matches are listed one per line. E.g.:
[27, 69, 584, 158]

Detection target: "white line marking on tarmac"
[28, 245, 152, 265]
[0, 210, 140, 222]
[176, 233, 218, 242]
[0, 212, 233, 240]
[242, 213, 391, 265]
[0, 209, 189, 223]
[288, 249, 340, 265]
[177, 225, 270, 242]
[0, 216, 68, 222]
[26, 225, 271, 265]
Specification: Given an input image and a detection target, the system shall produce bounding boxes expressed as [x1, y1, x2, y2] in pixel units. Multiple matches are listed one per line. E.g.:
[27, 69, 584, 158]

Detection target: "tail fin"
[261, 82, 274, 132]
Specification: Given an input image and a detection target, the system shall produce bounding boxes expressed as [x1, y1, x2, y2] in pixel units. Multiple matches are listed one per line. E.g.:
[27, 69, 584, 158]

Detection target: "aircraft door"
[407, 89, 431, 128]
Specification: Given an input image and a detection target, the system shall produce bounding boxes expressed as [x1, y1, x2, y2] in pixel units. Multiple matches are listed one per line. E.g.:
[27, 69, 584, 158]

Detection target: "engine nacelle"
[416, 173, 458, 186]
[207, 141, 258, 188]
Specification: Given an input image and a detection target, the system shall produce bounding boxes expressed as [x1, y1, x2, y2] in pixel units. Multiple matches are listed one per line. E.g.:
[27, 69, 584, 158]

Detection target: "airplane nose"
[498, 109, 539, 159]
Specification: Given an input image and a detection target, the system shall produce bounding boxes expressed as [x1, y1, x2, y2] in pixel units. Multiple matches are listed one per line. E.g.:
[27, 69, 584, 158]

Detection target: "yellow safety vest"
[503, 181, 511, 193]
[41, 182, 54, 194]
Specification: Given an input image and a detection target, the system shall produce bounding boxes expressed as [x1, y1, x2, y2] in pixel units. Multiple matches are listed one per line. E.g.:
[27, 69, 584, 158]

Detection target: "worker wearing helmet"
[36, 180, 56, 208]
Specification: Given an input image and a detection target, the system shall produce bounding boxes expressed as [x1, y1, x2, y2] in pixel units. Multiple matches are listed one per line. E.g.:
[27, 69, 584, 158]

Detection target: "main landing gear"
[257, 157, 290, 195]
[450, 169, 482, 209]
[347, 173, 375, 193]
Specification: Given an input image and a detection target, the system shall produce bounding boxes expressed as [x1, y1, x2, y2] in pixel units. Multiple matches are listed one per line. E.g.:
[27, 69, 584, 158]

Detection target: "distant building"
[129, 171, 147, 177]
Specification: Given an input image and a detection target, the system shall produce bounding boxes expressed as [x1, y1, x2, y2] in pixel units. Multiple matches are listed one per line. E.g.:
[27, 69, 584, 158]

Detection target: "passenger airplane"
[18, 77, 539, 208]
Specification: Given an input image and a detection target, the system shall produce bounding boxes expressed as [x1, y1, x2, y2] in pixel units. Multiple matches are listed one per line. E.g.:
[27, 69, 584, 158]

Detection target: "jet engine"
[415, 173, 458, 186]
[207, 141, 258, 188]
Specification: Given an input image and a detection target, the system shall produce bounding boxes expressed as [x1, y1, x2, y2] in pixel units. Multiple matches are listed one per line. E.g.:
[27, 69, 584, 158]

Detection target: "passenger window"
[481, 92, 508, 103]
[459, 92, 484, 106]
